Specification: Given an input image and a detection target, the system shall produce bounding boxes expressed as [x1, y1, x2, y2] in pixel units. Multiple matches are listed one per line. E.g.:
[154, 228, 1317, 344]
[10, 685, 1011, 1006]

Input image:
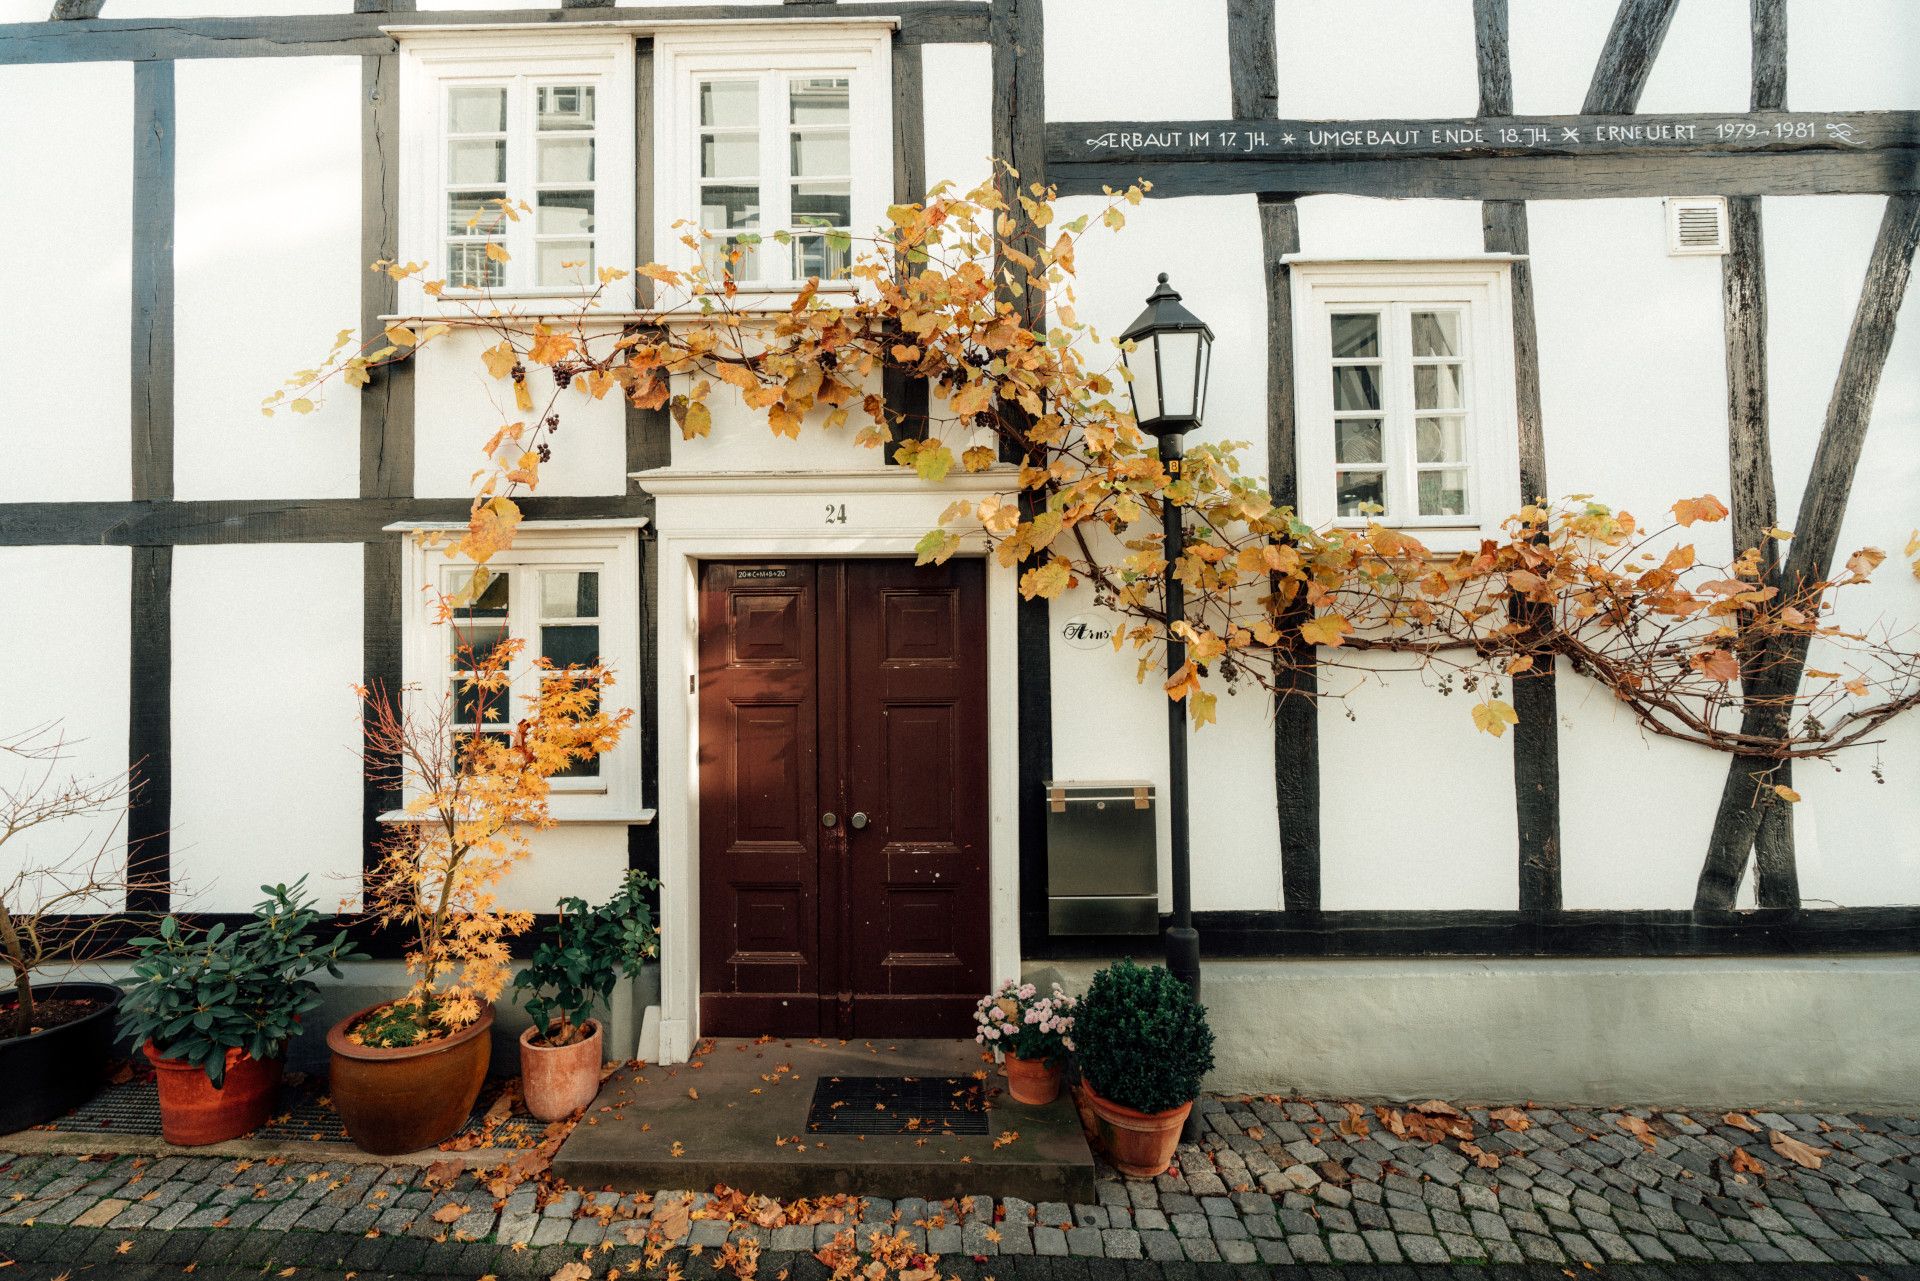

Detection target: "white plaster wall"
[1037, 955, 1920, 1110]
[1045, 0, 1228, 122]
[1513, 0, 1750, 117]
[1274, 0, 1476, 119]
[1634, 0, 1750, 115]
[1788, 0, 1920, 111]
[1296, 195, 1487, 261]
[414, 328, 628, 497]
[0, 61, 132, 504]
[1763, 195, 1920, 908]
[494, 823, 633, 915]
[666, 367, 896, 473]
[919, 42, 992, 200]
[170, 543, 363, 912]
[0, 547, 132, 909]
[1529, 198, 1735, 908]
[0, 2, 44, 20]
[1508, 0, 1615, 116]
[174, 57, 361, 501]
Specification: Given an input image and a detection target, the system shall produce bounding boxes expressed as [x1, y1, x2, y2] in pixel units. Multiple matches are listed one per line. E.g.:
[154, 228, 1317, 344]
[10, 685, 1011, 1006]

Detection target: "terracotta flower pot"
[518, 1019, 603, 1121]
[1003, 1052, 1062, 1105]
[144, 1042, 283, 1147]
[1082, 1081, 1192, 1178]
[327, 1002, 493, 1155]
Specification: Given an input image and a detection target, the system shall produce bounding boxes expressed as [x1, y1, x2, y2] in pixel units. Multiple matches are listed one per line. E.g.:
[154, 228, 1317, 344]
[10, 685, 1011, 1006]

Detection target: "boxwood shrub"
[1075, 957, 1215, 1114]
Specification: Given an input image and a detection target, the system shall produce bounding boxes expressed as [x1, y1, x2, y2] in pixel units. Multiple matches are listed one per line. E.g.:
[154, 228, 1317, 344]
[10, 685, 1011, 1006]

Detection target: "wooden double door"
[697, 558, 989, 1037]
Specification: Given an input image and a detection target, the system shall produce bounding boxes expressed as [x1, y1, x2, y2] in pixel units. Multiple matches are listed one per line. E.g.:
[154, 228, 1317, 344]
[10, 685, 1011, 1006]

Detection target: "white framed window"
[398, 31, 636, 307]
[655, 27, 892, 293]
[396, 521, 646, 822]
[1289, 259, 1521, 552]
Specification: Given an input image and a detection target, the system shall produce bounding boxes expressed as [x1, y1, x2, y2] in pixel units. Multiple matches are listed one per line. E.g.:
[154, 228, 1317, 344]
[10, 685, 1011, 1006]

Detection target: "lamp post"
[1118, 274, 1214, 1060]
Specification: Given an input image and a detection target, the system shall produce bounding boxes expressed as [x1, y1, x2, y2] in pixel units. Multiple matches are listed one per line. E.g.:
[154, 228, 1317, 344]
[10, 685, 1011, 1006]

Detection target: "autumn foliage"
[355, 631, 630, 1046]
[279, 164, 1920, 775]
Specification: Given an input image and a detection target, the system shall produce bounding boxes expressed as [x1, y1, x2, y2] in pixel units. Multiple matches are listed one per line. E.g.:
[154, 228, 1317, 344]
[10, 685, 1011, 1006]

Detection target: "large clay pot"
[1083, 1081, 1192, 1178]
[327, 1002, 493, 1155]
[1004, 1052, 1062, 1106]
[0, 981, 122, 1134]
[145, 1043, 283, 1146]
[518, 1019, 603, 1122]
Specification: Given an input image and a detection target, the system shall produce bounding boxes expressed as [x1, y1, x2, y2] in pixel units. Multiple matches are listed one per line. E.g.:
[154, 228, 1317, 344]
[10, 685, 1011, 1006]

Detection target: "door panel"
[698, 558, 987, 1038]
[844, 559, 989, 1035]
[698, 562, 821, 1035]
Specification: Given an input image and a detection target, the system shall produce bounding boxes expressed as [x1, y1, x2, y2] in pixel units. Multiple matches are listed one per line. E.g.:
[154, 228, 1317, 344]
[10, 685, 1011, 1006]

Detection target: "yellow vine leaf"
[1471, 700, 1520, 737]
[1299, 613, 1351, 647]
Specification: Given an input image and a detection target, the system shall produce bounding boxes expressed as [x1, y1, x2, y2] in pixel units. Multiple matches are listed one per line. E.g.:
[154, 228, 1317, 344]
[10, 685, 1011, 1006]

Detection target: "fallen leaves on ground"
[1724, 1111, 1762, 1132]
[1769, 1130, 1829, 1169]
[430, 1202, 470, 1224]
[1616, 1115, 1658, 1150]
[1729, 1146, 1766, 1176]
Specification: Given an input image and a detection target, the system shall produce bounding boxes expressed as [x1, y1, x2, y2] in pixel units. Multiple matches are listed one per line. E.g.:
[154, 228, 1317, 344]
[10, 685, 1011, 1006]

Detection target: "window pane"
[448, 138, 505, 185]
[1419, 468, 1470, 517]
[1335, 419, 1382, 466]
[539, 137, 594, 184]
[453, 679, 508, 725]
[705, 237, 760, 280]
[700, 79, 758, 128]
[542, 570, 599, 619]
[455, 568, 509, 614]
[1330, 313, 1378, 358]
[789, 77, 850, 124]
[700, 185, 760, 229]
[447, 86, 506, 134]
[537, 190, 595, 236]
[537, 240, 593, 286]
[450, 621, 510, 671]
[1416, 416, 1465, 463]
[1333, 365, 1380, 412]
[791, 182, 851, 228]
[792, 234, 850, 281]
[790, 129, 850, 177]
[447, 242, 504, 289]
[1414, 363, 1463, 410]
[1336, 471, 1385, 517]
[542, 623, 600, 668]
[447, 190, 505, 235]
[1412, 310, 1459, 358]
[536, 85, 595, 131]
[702, 132, 759, 180]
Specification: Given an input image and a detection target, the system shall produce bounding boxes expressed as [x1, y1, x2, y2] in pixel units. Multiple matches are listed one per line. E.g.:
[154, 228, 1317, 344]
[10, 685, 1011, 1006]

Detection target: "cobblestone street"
[7, 1093, 1920, 1278]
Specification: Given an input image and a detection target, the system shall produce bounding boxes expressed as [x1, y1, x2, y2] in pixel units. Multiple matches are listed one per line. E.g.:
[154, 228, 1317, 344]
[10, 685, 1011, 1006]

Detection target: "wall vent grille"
[1667, 196, 1730, 255]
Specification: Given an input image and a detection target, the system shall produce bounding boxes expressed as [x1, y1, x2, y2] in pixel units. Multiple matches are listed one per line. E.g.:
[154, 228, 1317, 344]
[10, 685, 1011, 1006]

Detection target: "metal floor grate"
[43, 1078, 547, 1147]
[804, 1075, 989, 1136]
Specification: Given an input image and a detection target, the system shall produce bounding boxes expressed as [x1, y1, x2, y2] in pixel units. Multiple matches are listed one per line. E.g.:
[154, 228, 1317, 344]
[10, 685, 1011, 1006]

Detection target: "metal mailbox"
[1044, 779, 1159, 936]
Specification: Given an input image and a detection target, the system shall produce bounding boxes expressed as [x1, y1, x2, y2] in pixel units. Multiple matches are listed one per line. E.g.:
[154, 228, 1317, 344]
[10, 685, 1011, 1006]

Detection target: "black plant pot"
[0, 981, 123, 1134]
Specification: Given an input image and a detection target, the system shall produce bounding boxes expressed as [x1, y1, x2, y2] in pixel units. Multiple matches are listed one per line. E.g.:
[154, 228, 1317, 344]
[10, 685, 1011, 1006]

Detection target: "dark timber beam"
[0, 4, 990, 63]
[882, 33, 930, 466]
[1226, 0, 1318, 914]
[1581, 0, 1680, 115]
[1695, 194, 1920, 910]
[1751, 0, 1786, 113]
[0, 496, 652, 547]
[1479, 0, 1561, 912]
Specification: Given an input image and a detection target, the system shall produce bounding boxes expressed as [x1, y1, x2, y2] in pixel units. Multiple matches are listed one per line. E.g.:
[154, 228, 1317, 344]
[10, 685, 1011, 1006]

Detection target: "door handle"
[850, 811, 869, 829]
[821, 812, 838, 829]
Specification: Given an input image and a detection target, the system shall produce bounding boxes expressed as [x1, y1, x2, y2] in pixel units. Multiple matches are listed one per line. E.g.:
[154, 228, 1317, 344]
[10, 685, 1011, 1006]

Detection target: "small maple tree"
[355, 625, 630, 1046]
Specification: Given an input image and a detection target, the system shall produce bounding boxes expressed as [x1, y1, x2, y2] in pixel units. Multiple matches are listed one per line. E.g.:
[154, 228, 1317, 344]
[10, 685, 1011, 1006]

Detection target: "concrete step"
[553, 1038, 1097, 1201]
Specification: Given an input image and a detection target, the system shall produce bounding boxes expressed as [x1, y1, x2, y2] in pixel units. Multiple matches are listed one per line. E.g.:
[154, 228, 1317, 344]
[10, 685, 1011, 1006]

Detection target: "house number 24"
[824, 503, 848, 524]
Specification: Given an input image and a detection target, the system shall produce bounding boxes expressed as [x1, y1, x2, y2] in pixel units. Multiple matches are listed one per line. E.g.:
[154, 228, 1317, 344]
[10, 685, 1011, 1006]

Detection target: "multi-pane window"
[1289, 261, 1519, 550]
[442, 79, 599, 291]
[1328, 305, 1471, 520]
[443, 564, 605, 785]
[695, 72, 854, 284]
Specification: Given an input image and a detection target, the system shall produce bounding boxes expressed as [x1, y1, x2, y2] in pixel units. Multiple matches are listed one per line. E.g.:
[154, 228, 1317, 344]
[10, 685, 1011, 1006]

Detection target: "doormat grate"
[41, 1079, 546, 1147]
[805, 1076, 989, 1136]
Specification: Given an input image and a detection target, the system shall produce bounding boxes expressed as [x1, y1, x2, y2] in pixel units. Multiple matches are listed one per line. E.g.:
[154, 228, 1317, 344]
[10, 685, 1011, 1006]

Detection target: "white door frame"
[635, 465, 1024, 1062]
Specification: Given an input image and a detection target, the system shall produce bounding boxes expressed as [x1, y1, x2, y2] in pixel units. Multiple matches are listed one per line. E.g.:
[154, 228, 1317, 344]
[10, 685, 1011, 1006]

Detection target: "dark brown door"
[698, 559, 988, 1037]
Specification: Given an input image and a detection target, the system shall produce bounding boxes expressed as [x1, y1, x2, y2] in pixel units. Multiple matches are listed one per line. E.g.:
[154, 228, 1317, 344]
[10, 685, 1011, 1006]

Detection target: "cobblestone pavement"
[6, 1093, 1920, 1278]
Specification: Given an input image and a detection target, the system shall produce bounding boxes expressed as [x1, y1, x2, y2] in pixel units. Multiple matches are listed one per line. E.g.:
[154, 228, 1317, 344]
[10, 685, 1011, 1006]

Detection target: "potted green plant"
[330, 638, 629, 1154]
[1, 727, 148, 1135]
[973, 979, 1078, 1105]
[512, 871, 657, 1121]
[1074, 958, 1214, 1177]
[118, 880, 364, 1146]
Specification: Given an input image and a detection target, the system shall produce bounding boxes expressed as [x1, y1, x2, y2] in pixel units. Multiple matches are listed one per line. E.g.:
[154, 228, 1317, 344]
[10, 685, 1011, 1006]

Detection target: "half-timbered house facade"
[3, 0, 1917, 1106]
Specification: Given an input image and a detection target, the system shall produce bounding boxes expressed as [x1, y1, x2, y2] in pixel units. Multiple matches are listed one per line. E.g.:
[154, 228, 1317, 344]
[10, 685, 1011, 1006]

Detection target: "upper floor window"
[658, 29, 891, 292]
[1289, 259, 1520, 551]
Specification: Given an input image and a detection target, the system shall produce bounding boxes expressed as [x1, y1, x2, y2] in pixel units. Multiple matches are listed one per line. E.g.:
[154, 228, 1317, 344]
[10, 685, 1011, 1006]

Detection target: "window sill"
[377, 808, 657, 826]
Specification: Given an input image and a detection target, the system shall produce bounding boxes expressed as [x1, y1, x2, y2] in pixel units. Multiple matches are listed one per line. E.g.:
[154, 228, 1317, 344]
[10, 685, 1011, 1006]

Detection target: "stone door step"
[552, 1038, 1097, 1201]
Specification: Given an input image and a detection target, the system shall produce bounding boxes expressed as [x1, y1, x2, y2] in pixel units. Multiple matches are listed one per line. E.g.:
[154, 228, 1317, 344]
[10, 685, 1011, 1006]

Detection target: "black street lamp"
[1118, 273, 1213, 1066]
